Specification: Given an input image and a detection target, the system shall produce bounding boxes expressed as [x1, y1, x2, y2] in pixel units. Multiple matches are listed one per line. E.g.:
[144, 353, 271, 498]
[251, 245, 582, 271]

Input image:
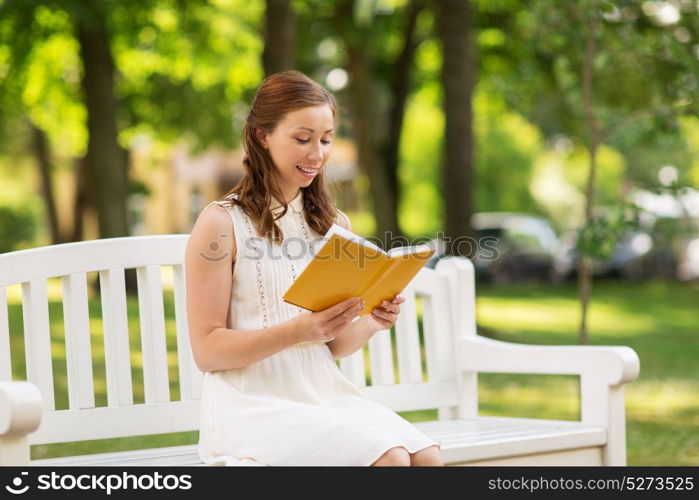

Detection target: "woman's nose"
[307, 141, 323, 162]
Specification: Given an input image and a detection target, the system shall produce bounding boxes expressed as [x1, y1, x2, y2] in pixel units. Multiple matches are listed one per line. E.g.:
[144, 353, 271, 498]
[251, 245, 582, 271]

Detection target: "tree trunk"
[75, 2, 129, 241]
[29, 121, 62, 244]
[75, 2, 134, 295]
[436, 0, 476, 258]
[578, 11, 600, 345]
[381, 0, 425, 235]
[333, 0, 414, 247]
[346, 44, 400, 247]
[70, 156, 89, 242]
[263, 0, 296, 76]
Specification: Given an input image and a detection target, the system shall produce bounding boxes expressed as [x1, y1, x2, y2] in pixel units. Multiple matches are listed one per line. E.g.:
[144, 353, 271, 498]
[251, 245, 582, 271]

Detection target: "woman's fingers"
[327, 301, 362, 330]
[378, 299, 400, 314]
[323, 296, 361, 319]
[371, 307, 397, 322]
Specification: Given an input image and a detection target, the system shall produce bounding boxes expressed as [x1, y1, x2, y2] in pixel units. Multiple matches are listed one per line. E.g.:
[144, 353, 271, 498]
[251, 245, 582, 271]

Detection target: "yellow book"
[283, 224, 436, 316]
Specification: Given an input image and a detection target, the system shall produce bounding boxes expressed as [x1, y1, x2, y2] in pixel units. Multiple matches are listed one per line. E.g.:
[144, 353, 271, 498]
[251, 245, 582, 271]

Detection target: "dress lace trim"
[288, 212, 315, 315]
[240, 210, 270, 329]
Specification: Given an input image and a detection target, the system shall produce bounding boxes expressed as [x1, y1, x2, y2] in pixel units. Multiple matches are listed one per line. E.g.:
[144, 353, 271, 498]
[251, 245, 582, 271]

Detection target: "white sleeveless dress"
[197, 189, 439, 466]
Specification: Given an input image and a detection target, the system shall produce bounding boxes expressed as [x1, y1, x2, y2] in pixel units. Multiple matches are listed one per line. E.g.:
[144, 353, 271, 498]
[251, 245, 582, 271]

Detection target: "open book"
[283, 224, 436, 316]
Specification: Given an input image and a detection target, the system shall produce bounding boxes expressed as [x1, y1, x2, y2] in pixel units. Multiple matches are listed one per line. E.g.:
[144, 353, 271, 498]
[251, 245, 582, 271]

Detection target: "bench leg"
[0, 434, 31, 465]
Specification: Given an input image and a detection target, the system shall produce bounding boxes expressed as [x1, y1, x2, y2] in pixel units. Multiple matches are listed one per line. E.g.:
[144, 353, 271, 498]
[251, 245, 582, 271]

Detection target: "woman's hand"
[366, 294, 405, 332]
[292, 296, 365, 344]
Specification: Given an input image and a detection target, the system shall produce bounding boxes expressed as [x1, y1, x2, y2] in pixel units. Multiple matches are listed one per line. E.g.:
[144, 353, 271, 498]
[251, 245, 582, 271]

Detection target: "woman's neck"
[278, 187, 301, 205]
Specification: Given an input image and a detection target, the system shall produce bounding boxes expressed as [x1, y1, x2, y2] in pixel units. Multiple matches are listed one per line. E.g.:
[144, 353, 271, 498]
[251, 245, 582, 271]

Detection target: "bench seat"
[30, 416, 606, 466]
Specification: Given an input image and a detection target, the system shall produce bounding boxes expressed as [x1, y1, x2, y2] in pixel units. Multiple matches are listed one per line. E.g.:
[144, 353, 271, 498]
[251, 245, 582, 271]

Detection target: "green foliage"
[0, 204, 37, 253]
[128, 178, 151, 196]
[679, 116, 699, 187]
[474, 89, 544, 213]
[399, 80, 443, 237]
[576, 202, 640, 260]
[562, 142, 626, 206]
[113, 0, 265, 151]
[0, 0, 264, 158]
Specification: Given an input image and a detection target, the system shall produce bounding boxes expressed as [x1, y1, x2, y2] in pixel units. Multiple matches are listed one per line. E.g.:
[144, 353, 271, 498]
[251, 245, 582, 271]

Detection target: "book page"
[313, 224, 385, 257]
[386, 243, 434, 258]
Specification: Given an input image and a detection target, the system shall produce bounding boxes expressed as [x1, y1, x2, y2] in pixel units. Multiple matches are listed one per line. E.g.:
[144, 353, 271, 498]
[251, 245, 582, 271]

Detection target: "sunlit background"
[0, 0, 697, 464]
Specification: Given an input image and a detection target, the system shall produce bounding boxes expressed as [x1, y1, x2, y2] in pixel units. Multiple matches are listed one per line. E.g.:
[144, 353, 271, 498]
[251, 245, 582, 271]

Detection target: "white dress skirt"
[197, 191, 439, 466]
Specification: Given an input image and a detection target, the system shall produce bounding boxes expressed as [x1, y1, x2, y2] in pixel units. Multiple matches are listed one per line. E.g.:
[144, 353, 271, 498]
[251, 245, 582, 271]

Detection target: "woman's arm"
[327, 316, 377, 361]
[185, 203, 301, 372]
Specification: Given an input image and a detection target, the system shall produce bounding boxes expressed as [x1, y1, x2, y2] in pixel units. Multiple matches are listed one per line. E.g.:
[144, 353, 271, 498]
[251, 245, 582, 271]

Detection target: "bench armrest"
[455, 335, 640, 465]
[0, 381, 43, 465]
[457, 335, 640, 385]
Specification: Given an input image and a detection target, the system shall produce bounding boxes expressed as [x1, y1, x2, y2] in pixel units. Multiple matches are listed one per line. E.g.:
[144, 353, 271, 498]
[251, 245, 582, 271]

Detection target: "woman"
[185, 70, 443, 466]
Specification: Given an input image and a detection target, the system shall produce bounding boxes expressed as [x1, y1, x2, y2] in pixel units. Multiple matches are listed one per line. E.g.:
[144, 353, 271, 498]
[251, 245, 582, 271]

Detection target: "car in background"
[552, 228, 655, 281]
[426, 212, 560, 283]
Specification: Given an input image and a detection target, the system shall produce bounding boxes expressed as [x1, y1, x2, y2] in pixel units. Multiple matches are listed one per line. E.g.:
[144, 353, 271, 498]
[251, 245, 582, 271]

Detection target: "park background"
[0, 0, 697, 465]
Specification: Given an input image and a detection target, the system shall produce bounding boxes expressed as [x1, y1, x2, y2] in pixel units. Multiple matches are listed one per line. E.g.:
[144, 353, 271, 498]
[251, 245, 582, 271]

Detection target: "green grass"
[471, 278, 699, 466]
[5, 277, 697, 464]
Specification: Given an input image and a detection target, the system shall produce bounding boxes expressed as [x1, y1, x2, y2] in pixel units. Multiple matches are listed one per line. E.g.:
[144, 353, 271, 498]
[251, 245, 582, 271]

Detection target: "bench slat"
[31, 444, 205, 467]
[421, 282, 458, 420]
[414, 417, 607, 465]
[0, 236, 189, 287]
[29, 400, 200, 445]
[21, 280, 55, 411]
[99, 268, 134, 407]
[136, 266, 170, 404]
[367, 329, 395, 386]
[172, 264, 202, 401]
[421, 289, 453, 383]
[27, 381, 458, 445]
[0, 287, 11, 381]
[31, 417, 607, 467]
[363, 381, 458, 412]
[339, 343, 366, 386]
[61, 273, 95, 409]
[394, 287, 422, 384]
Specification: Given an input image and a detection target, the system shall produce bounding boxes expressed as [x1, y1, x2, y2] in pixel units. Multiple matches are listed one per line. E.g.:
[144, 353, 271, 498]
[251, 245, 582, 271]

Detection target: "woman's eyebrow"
[295, 126, 334, 133]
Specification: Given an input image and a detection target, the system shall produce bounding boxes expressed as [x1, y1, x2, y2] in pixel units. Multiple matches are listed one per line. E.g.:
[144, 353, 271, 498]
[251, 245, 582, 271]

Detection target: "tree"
[296, 0, 429, 246]
[263, 0, 296, 76]
[436, 0, 476, 257]
[0, 0, 264, 243]
[75, 0, 129, 241]
[502, 0, 699, 342]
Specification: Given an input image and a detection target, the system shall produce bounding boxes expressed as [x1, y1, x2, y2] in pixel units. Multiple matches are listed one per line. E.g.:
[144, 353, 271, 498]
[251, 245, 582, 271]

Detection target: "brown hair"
[221, 70, 340, 245]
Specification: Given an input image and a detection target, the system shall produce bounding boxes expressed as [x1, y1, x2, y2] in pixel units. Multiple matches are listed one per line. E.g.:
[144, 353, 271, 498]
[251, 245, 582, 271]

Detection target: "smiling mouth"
[297, 165, 319, 174]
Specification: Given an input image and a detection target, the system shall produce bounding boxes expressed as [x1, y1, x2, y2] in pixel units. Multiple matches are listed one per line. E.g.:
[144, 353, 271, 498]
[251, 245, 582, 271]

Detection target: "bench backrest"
[0, 236, 476, 446]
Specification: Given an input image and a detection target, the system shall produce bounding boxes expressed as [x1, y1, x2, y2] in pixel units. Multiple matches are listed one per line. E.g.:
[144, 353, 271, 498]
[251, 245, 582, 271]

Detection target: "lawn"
[5, 276, 697, 465]
[472, 278, 699, 466]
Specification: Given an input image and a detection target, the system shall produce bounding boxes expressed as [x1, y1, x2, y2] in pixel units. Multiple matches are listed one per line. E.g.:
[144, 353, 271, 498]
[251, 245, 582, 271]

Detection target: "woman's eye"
[296, 138, 332, 145]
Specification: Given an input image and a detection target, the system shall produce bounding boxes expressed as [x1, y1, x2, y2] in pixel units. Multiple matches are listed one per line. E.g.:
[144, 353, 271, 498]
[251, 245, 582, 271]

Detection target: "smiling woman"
[183, 70, 442, 467]
[255, 105, 335, 194]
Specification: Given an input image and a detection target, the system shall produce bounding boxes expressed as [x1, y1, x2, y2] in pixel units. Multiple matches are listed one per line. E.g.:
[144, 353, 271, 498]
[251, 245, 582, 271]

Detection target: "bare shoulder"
[335, 208, 351, 232]
[186, 202, 237, 264]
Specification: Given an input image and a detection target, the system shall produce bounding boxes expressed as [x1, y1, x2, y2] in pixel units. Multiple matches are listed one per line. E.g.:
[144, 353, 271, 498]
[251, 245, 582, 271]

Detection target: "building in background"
[125, 137, 359, 235]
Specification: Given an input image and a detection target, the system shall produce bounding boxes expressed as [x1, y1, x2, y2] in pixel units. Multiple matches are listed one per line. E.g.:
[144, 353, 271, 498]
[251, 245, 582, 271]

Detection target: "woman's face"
[257, 104, 335, 198]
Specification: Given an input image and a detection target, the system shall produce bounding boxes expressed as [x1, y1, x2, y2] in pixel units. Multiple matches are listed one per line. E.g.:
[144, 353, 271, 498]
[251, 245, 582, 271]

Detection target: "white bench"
[0, 235, 640, 466]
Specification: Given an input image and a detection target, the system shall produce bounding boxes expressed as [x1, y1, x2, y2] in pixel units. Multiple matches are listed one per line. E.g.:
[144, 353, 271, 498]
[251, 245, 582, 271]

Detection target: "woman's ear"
[255, 127, 268, 149]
